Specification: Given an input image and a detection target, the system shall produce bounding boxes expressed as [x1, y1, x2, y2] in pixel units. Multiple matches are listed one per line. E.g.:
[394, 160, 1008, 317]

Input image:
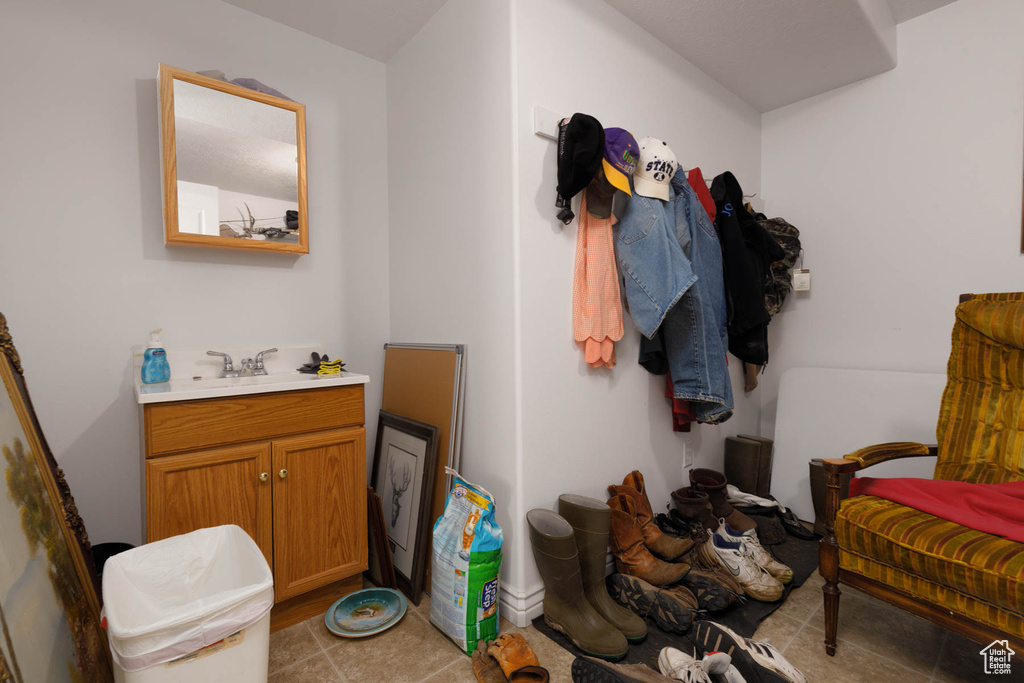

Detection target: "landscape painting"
[0, 314, 109, 682]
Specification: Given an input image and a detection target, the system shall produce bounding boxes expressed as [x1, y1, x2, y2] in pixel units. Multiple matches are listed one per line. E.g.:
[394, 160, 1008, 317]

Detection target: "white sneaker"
[719, 521, 794, 584]
[702, 651, 745, 683]
[657, 647, 712, 682]
[659, 647, 744, 683]
[695, 621, 807, 683]
[708, 533, 783, 602]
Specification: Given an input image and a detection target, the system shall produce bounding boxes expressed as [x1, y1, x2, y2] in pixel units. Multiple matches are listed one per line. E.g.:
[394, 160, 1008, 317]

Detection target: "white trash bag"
[102, 525, 273, 672]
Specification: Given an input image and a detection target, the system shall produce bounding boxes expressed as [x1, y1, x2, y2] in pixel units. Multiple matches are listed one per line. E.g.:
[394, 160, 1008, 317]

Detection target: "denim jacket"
[614, 187, 697, 339]
[615, 168, 733, 423]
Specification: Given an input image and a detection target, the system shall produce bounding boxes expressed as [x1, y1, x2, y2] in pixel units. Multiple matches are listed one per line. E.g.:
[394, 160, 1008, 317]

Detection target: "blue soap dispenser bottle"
[141, 329, 171, 384]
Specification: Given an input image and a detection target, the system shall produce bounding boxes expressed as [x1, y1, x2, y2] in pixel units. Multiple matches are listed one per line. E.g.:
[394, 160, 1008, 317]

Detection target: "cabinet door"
[146, 442, 273, 566]
[272, 428, 367, 601]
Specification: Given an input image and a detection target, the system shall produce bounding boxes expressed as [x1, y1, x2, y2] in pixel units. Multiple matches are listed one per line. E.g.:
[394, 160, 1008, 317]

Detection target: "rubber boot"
[690, 469, 756, 532]
[723, 437, 762, 496]
[558, 495, 648, 642]
[607, 495, 690, 587]
[527, 509, 628, 660]
[670, 487, 719, 533]
[610, 471, 692, 560]
[738, 434, 775, 498]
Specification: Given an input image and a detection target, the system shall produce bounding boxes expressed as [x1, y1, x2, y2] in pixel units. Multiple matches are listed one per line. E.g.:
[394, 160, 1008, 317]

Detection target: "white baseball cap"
[633, 137, 677, 202]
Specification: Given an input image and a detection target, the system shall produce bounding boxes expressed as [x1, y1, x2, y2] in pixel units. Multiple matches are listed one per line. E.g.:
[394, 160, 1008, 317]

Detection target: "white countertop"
[131, 344, 368, 404]
[134, 370, 369, 404]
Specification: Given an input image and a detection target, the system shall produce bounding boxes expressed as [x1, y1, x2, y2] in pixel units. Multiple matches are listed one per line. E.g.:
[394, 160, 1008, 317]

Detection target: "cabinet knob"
[259, 472, 269, 482]
[278, 469, 288, 479]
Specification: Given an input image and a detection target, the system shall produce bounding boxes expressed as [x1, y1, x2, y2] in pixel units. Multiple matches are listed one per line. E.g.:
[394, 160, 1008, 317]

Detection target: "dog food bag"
[430, 468, 503, 654]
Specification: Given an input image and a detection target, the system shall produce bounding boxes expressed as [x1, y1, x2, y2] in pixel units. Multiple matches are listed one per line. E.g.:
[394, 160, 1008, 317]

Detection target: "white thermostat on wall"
[793, 269, 811, 292]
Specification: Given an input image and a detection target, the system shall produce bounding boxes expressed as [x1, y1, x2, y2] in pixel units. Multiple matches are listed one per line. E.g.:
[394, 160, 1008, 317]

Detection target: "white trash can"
[102, 525, 274, 683]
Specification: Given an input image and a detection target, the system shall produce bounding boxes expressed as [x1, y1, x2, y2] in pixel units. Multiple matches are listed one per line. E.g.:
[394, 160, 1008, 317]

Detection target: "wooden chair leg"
[820, 469, 842, 656]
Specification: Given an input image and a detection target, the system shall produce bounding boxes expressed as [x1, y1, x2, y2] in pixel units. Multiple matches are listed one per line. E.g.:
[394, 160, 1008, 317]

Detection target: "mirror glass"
[159, 65, 308, 253]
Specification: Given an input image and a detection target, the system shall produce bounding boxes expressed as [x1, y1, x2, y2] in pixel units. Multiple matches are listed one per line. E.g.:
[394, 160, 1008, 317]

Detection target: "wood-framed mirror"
[158, 64, 308, 254]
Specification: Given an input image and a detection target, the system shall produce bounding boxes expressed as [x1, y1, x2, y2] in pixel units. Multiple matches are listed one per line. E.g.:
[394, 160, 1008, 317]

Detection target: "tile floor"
[269, 574, 1018, 682]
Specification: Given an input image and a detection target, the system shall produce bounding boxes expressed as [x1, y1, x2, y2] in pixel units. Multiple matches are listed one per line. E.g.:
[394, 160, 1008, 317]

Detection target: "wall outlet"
[682, 443, 693, 468]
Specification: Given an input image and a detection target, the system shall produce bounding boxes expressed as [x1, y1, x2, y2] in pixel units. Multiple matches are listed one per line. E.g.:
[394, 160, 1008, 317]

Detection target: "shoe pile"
[670, 469, 793, 603]
[603, 472, 742, 633]
[527, 468, 796, 662]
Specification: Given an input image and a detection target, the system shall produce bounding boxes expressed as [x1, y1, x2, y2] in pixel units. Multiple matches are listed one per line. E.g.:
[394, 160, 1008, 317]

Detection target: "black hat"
[556, 113, 605, 224]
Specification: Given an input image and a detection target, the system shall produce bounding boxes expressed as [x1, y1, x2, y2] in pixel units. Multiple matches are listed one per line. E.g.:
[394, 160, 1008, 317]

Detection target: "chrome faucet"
[253, 348, 277, 376]
[207, 351, 239, 378]
[238, 358, 255, 376]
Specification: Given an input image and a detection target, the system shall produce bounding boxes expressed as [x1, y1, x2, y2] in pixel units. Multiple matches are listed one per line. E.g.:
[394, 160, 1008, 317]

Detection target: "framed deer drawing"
[370, 410, 438, 604]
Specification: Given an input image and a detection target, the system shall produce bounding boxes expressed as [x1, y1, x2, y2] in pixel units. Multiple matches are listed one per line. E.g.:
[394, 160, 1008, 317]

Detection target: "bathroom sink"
[134, 370, 369, 404]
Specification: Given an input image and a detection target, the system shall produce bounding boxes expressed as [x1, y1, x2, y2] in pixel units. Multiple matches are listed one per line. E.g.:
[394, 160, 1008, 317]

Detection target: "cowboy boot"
[610, 471, 693, 561]
[558, 494, 648, 642]
[690, 469, 756, 532]
[670, 487, 719, 533]
[527, 509, 628, 660]
[607, 495, 689, 587]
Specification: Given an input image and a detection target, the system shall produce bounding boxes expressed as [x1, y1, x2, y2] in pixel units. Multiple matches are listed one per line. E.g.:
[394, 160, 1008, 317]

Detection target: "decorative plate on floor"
[325, 588, 407, 638]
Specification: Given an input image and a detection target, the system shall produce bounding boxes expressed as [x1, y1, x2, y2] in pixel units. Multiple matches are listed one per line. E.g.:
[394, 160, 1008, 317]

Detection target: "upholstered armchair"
[820, 293, 1024, 656]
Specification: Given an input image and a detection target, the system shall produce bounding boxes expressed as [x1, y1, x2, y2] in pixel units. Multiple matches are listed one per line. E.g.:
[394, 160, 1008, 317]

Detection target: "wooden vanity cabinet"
[142, 384, 367, 631]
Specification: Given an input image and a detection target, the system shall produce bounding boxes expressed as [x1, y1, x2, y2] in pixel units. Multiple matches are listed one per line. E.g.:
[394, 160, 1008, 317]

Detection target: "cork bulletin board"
[380, 343, 466, 593]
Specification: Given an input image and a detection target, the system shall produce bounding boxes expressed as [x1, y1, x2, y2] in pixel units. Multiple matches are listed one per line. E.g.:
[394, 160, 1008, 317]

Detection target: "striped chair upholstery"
[835, 293, 1024, 637]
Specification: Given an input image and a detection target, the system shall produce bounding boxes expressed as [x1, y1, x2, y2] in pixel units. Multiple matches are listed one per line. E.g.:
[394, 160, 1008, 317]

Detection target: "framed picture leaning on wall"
[0, 313, 111, 682]
[370, 410, 438, 605]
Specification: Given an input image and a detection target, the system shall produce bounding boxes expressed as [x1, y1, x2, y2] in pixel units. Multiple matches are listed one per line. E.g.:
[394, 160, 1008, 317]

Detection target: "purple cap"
[602, 128, 639, 195]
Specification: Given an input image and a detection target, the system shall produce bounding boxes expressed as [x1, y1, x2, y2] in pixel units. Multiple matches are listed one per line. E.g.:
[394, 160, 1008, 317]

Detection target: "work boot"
[607, 495, 689, 587]
[606, 574, 698, 634]
[689, 469, 756, 533]
[559, 495, 648, 642]
[670, 487, 719, 533]
[527, 509, 629, 660]
[610, 471, 693, 561]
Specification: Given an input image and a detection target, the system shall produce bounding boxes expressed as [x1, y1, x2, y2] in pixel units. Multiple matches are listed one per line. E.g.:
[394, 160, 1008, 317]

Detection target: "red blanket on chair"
[849, 477, 1024, 543]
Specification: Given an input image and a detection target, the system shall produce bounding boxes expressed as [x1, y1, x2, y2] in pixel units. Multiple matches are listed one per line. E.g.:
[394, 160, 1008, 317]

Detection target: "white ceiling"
[221, 0, 449, 62]
[887, 0, 958, 23]
[174, 80, 298, 201]
[603, 0, 957, 112]
[222, 0, 960, 112]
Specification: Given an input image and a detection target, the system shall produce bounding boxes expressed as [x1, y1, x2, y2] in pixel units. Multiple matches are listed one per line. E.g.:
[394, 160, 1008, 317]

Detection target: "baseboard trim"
[500, 583, 544, 627]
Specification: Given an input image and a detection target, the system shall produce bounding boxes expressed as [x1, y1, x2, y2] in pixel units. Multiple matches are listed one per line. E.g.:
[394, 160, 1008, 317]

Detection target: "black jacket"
[711, 172, 784, 365]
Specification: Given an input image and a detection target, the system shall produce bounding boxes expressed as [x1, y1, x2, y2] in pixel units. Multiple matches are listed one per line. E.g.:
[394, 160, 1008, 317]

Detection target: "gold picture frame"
[0, 313, 111, 681]
[158, 64, 309, 254]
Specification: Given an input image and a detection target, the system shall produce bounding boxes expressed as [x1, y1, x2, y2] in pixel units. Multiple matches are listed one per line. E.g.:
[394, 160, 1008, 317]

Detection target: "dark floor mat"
[530, 532, 819, 670]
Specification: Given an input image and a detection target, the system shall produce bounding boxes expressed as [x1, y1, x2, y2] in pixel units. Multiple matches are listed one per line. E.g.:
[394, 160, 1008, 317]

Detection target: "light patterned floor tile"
[325, 609, 463, 683]
[268, 652, 341, 683]
[269, 620, 321, 674]
[782, 626, 930, 683]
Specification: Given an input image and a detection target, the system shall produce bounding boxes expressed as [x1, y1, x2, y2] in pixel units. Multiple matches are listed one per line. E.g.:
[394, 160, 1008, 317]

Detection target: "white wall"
[512, 0, 763, 617]
[0, 0, 390, 546]
[386, 0, 519, 593]
[759, 0, 1024, 443]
